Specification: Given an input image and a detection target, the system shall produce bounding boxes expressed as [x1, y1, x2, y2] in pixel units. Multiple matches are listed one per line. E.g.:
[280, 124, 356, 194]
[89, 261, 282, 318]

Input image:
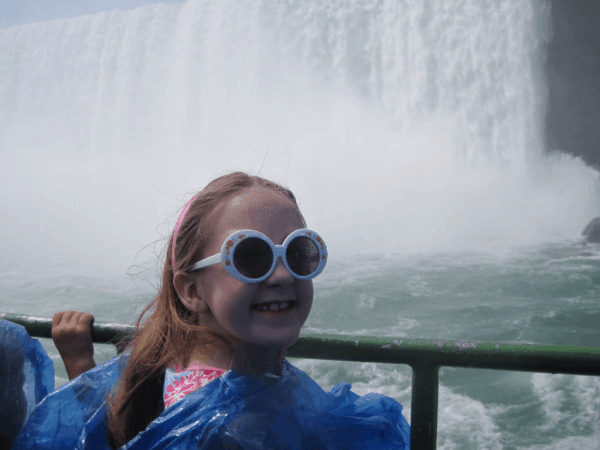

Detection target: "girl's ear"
[173, 271, 209, 314]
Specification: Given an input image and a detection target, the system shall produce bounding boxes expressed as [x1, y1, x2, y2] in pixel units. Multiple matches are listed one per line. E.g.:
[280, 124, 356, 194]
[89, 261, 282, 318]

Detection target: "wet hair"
[106, 172, 305, 448]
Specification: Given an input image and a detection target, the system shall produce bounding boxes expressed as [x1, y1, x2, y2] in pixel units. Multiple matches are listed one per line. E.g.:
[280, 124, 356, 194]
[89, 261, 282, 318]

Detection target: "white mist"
[0, 0, 598, 270]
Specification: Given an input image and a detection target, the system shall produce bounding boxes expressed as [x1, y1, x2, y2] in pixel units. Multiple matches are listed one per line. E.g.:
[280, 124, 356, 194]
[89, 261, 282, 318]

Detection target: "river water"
[3, 238, 600, 449]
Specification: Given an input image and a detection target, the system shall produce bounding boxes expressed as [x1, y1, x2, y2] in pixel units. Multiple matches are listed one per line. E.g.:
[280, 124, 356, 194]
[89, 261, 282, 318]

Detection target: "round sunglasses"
[189, 229, 327, 283]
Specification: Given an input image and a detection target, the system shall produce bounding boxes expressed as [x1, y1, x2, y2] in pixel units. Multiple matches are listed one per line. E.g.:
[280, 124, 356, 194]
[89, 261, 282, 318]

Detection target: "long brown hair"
[106, 172, 306, 448]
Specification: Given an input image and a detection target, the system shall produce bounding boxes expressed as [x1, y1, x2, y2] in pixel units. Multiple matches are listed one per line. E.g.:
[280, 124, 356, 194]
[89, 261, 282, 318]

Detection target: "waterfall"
[1, 0, 598, 268]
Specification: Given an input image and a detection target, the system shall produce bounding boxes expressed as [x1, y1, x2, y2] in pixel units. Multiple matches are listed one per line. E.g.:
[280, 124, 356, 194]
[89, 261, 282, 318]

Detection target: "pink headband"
[171, 196, 196, 267]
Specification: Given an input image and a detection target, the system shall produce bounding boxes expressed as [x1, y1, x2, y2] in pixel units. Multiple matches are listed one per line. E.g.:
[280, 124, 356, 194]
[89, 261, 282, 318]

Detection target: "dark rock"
[582, 217, 600, 242]
[545, 0, 600, 171]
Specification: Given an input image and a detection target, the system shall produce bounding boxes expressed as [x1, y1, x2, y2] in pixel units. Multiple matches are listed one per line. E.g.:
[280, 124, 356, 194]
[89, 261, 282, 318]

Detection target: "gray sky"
[0, 0, 184, 28]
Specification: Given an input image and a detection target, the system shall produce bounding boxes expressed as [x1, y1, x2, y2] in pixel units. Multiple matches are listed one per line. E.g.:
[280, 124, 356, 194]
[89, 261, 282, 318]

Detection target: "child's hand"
[52, 310, 97, 380]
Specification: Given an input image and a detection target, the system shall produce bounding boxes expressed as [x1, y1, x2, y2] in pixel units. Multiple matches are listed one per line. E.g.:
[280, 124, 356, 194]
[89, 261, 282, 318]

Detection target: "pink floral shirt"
[163, 364, 227, 408]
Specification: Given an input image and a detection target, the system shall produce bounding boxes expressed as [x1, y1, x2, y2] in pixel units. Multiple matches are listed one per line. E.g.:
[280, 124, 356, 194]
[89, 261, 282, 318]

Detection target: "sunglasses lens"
[233, 237, 273, 279]
[286, 236, 320, 276]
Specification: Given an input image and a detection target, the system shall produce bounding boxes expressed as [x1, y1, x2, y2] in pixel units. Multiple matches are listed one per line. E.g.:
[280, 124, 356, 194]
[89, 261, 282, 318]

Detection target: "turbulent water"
[3, 240, 600, 449]
[1, 0, 600, 448]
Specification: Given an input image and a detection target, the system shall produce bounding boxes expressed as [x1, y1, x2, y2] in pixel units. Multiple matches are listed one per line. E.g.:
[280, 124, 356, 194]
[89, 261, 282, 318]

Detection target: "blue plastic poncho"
[0, 319, 55, 447]
[14, 353, 410, 449]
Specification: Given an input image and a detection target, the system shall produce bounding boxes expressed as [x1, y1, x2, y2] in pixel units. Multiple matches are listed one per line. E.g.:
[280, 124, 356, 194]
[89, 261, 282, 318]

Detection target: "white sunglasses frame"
[189, 228, 327, 283]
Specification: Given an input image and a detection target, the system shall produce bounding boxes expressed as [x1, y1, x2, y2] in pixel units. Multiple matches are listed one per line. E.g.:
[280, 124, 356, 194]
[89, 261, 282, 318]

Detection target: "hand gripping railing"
[3, 312, 600, 450]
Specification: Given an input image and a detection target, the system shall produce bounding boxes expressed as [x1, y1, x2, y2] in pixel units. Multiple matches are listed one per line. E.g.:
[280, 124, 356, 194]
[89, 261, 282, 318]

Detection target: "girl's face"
[193, 186, 314, 351]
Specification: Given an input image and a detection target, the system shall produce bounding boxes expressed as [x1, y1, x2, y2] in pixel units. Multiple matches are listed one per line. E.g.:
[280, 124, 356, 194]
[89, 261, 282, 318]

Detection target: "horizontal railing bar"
[0, 313, 132, 345]
[288, 334, 600, 375]
[3, 313, 600, 375]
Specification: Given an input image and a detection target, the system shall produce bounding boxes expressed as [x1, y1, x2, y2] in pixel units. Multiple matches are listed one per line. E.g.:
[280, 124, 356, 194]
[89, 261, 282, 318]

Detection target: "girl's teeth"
[257, 301, 292, 312]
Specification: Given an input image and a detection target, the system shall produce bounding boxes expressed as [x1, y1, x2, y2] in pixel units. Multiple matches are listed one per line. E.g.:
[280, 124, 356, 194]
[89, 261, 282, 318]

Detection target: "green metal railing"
[3, 312, 600, 449]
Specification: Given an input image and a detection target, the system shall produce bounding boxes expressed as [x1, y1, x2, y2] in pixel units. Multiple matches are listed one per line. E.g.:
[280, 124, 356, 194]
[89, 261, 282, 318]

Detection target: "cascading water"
[1, 0, 599, 268]
[2, 2, 600, 449]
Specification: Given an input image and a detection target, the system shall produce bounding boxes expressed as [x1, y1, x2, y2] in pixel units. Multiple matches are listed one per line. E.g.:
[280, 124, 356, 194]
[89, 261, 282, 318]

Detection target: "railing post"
[410, 361, 439, 450]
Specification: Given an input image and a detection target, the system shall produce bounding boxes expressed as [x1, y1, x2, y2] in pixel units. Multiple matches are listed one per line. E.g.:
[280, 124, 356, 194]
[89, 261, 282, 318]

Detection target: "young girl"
[14, 172, 411, 449]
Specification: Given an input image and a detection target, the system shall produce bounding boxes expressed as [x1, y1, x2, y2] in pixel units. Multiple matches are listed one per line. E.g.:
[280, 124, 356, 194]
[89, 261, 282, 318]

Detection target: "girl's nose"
[266, 256, 294, 285]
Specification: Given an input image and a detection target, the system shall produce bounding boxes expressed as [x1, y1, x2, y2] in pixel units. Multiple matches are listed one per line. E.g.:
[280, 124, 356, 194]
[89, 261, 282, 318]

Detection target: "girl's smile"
[251, 300, 296, 313]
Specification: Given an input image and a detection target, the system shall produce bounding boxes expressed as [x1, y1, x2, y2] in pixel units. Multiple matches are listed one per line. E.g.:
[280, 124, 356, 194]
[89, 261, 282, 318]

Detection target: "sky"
[0, 0, 183, 28]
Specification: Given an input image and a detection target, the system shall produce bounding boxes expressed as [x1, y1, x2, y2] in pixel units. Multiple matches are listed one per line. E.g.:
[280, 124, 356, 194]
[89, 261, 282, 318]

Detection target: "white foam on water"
[529, 373, 600, 446]
[351, 317, 421, 338]
[519, 435, 600, 450]
[532, 374, 570, 431]
[289, 358, 412, 420]
[437, 385, 504, 450]
[404, 275, 437, 298]
[356, 293, 377, 310]
[302, 315, 419, 338]
[539, 310, 557, 319]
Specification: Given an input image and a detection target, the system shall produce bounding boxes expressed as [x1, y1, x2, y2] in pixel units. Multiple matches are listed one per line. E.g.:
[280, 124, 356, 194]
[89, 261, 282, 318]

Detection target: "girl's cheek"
[300, 281, 314, 301]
